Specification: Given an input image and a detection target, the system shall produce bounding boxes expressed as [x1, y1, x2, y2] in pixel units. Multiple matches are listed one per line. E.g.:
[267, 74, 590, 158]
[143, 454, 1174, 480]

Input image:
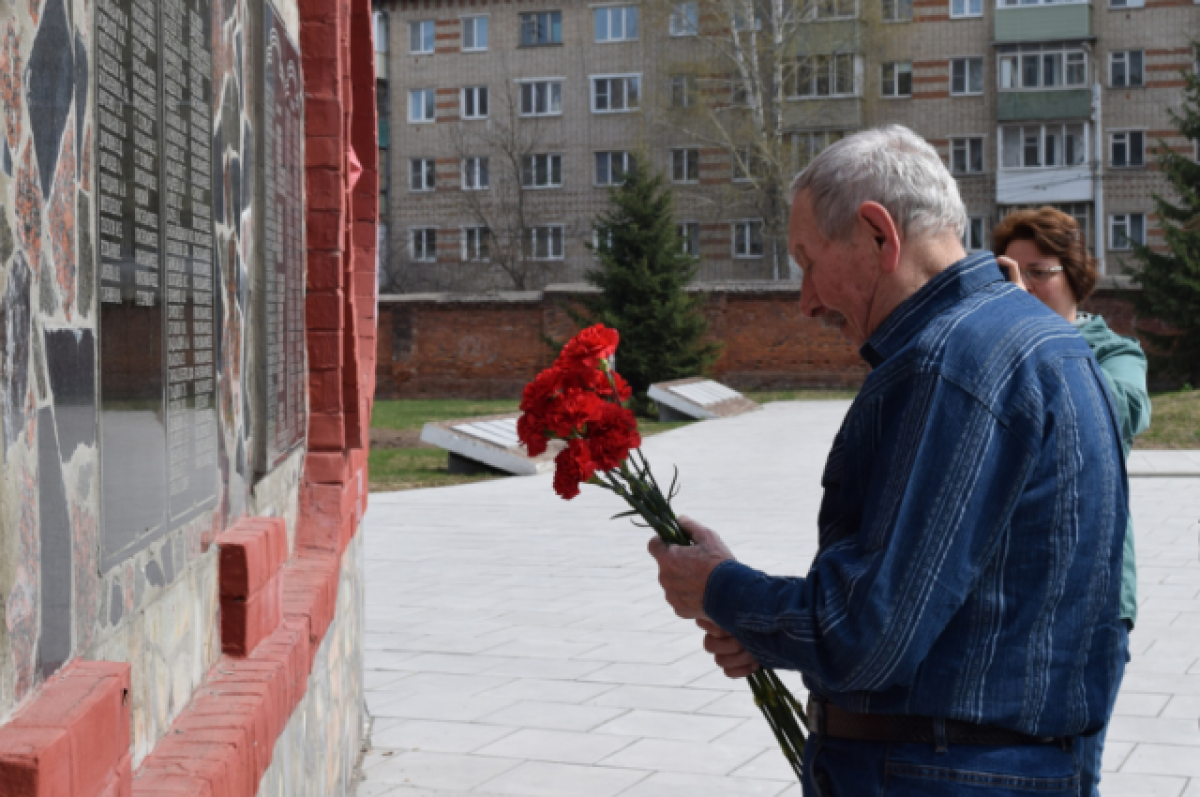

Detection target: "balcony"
[994, 4, 1091, 43]
[997, 89, 1091, 121]
[997, 165, 1092, 204]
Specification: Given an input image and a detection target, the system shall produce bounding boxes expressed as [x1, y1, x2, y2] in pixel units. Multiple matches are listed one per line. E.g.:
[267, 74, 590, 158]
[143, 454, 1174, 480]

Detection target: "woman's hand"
[997, 256, 1028, 292]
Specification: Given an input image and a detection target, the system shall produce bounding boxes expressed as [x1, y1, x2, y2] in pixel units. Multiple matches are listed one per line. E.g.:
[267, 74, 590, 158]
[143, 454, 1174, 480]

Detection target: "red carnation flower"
[553, 438, 595, 500]
[557, 324, 619, 373]
[586, 403, 641, 472]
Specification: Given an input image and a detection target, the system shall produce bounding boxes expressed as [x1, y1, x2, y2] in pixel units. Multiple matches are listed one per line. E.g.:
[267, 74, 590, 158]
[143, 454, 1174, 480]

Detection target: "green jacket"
[1074, 312, 1151, 626]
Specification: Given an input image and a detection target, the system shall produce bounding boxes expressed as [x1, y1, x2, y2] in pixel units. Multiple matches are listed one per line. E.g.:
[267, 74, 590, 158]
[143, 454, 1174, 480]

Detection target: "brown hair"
[993, 208, 1098, 302]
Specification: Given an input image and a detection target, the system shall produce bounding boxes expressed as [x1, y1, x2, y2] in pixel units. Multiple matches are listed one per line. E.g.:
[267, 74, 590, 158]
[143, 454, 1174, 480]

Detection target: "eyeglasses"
[1020, 265, 1064, 283]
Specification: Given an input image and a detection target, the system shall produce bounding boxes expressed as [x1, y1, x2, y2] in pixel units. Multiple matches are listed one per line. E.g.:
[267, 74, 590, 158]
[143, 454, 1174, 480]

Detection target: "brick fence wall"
[375, 282, 1158, 399]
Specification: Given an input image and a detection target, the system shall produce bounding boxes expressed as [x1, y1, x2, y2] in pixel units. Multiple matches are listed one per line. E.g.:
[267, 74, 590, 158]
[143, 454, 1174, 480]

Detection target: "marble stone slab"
[648, 377, 760, 421]
[420, 413, 562, 476]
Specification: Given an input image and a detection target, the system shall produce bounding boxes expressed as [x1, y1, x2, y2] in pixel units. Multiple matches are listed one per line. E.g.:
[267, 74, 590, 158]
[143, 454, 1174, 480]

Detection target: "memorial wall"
[0, 0, 378, 787]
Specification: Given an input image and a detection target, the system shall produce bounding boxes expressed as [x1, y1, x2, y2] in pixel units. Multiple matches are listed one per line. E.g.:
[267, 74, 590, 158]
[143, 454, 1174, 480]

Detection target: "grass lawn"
[368, 391, 852, 492]
[1135, 388, 1200, 450]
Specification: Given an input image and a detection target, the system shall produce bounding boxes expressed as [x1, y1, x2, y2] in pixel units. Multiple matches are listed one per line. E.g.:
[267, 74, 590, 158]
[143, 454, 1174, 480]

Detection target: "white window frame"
[881, 61, 912, 98]
[671, 148, 700, 183]
[517, 79, 564, 117]
[521, 154, 563, 189]
[409, 158, 435, 192]
[732, 220, 765, 258]
[998, 45, 1088, 91]
[591, 74, 641, 113]
[786, 54, 861, 99]
[951, 137, 985, 174]
[1110, 130, 1145, 168]
[409, 20, 435, 54]
[1109, 0, 1145, 8]
[461, 15, 489, 51]
[461, 157, 489, 190]
[1110, 51, 1145, 88]
[519, 11, 563, 45]
[998, 0, 1085, 7]
[809, 0, 859, 21]
[950, 0, 983, 17]
[527, 225, 565, 260]
[678, 222, 700, 255]
[594, 5, 639, 42]
[951, 57, 985, 96]
[732, 147, 760, 183]
[461, 86, 489, 120]
[670, 74, 696, 107]
[669, 2, 699, 35]
[461, 226, 490, 261]
[409, 88, 436, 123]
[963, 217, 986, 251]
[999, 123, 1090, 169]
[1109, 213, 1145, 250]
[595, 151, 634, 186]
[410, 227, 437, 261]
[791, 130, 845, 169]
[882, 0, 913, 23]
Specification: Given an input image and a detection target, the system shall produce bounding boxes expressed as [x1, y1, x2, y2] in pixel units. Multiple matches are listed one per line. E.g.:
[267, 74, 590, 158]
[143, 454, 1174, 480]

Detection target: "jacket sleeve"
[1095, 335, 1151, 446]
[703, 376, 1033, 694]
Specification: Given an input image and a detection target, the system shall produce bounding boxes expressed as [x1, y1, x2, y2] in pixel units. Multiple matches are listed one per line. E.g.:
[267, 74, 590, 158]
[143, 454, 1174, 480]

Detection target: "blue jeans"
[1079, 620, 1132, 796]
[801, 734, 1081, 796]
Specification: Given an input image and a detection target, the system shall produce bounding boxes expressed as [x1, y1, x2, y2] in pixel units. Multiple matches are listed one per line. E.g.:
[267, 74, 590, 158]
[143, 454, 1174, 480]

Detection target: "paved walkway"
[358, 401, 1200, 797]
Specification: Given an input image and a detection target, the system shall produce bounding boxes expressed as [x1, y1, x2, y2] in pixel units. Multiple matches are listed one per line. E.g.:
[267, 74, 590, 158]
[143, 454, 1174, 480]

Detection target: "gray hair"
[789, 125, 966, 242]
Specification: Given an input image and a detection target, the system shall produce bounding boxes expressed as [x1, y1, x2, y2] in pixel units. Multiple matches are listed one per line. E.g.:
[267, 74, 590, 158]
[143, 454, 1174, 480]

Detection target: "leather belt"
[806, 697, 1066, 747]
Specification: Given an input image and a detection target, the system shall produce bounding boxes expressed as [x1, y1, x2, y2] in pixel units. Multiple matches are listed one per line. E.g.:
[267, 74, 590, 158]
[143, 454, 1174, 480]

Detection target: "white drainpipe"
[1093, 80, 1106, 275]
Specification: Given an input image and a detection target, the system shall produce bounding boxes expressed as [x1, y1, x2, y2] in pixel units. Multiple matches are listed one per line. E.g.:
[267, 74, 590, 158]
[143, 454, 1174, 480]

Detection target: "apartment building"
[373, 0, 1197, 292]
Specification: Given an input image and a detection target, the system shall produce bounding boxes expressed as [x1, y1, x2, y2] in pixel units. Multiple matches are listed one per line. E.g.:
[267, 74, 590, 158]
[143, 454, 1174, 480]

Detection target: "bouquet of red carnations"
[518, 324, 807, 779]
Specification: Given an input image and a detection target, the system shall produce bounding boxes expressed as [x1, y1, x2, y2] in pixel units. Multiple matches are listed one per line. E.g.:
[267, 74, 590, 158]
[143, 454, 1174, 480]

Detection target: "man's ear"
[858, 202, 902, 274]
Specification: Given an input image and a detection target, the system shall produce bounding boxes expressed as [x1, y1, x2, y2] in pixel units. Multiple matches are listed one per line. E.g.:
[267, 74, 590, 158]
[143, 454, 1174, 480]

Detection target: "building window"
[733, 220, 765, 258]
[461, 86, 489, 119]
[520, 11, 562, 46]
[678, 222, 700, 255]
[595, 5, 638, 42]
[951, 58, 984, 95]
[409, 89, 435, 123]
[963, 217, 986, 251]
[813, 0, 858, 20]
[411, 228, 437, 261]
[670, 2, 699, 35]
[998, 0, 1084, 6]
[951, 0, 983, 17]
[462, 16, 488, 51]
[595, 151, 634, 185]
[670, 75, 696, 107]
[462, 227, 490, 261]
[519, 81, 563, 116]
[732, 148, 765, 182]
[732, 5, 763, 30]
[998, 45, 1087, 90]
[527, 226, 565, 259]
[786, 54, 859, 98]
[1110, 131, 1145, 168]
[1110, 214, 1145, 249]
[1000, 124, 1088, 168]
[951, 137, 984, 174]
[881, 61, 912, 98]
[521, 154, 563, 188]
[461, 157, 489, 190]
[1003, 203, 1092, 244]
[882, 0, 913, 22]
[410, 158, 435, 191]
[409, 20, 435, 54]
[1110, 51, 1144, 88]
[791, 130, 845, 169]
[592, 75, 641, 112]
[672, 148, 700, 182]
[1110, 0, 1145, 8]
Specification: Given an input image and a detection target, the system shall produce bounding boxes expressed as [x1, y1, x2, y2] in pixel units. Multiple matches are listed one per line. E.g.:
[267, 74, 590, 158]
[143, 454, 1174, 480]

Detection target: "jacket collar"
[859, 252, 1004, 368]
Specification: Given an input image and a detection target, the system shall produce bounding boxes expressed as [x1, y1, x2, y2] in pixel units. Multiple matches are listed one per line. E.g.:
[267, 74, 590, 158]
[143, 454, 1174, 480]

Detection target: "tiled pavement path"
[358, 401, 1200, 796]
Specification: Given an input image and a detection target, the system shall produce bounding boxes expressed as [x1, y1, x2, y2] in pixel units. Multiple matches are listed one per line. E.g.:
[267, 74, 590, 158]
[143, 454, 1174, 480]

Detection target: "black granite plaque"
[263, 4, 305, 469]
[96, 0, 217, 570]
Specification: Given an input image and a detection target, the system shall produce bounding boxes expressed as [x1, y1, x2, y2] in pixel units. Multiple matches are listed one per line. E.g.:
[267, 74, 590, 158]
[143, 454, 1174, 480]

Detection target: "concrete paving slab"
[361, 400, 1200, 796]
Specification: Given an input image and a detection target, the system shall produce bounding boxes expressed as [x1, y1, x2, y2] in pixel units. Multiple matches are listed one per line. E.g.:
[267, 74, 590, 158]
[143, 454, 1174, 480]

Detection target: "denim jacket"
[705, 253, 1129, 739]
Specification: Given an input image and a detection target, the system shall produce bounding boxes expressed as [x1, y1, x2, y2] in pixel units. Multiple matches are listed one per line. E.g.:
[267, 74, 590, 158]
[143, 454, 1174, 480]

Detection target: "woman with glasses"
[994, 207, 1150, 797]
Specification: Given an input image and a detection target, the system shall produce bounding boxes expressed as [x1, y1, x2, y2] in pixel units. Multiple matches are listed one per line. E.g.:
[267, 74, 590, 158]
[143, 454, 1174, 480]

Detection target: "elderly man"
[650, 125, 1128, 795]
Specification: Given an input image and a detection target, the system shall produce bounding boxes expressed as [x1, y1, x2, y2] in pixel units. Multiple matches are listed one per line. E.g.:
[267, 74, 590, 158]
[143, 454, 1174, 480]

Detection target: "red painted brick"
[97, 754, 131, 797]
[307, 290, 344, 330]
[304, 98, 343, 139]
[307, 209, 345, 252]
[0, 726, 73, 797]
[305, 451, 349, 485]
[308, 412, 346, 451]
[307, 330, 344, 370]
[220, 577, 283, 658]
[306, 169, 345, 212]
[130, 773, 213, 796]
[216, 519, 288, 599]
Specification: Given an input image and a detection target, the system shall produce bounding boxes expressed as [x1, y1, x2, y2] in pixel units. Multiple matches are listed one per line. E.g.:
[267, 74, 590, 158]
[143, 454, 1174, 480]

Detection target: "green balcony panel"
[997, 89, 1092, 121]
[994, 4, 1091, 43]
[378, 116, 389, 149]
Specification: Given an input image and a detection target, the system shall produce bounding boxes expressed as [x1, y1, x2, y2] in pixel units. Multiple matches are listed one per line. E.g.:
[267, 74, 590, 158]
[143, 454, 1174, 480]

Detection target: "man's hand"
[697, 619, 761, 678]
[647, 516, 734, 621]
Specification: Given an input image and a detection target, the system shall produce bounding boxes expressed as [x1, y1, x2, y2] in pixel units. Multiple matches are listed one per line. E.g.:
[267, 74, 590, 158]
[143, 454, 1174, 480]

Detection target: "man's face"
[789, 191, 877, 347]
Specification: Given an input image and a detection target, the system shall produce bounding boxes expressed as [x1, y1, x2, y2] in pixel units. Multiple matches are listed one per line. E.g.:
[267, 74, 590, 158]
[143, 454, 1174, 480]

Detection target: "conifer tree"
[1131, 53, 1200, 384]
[581, 153, 721, 413]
